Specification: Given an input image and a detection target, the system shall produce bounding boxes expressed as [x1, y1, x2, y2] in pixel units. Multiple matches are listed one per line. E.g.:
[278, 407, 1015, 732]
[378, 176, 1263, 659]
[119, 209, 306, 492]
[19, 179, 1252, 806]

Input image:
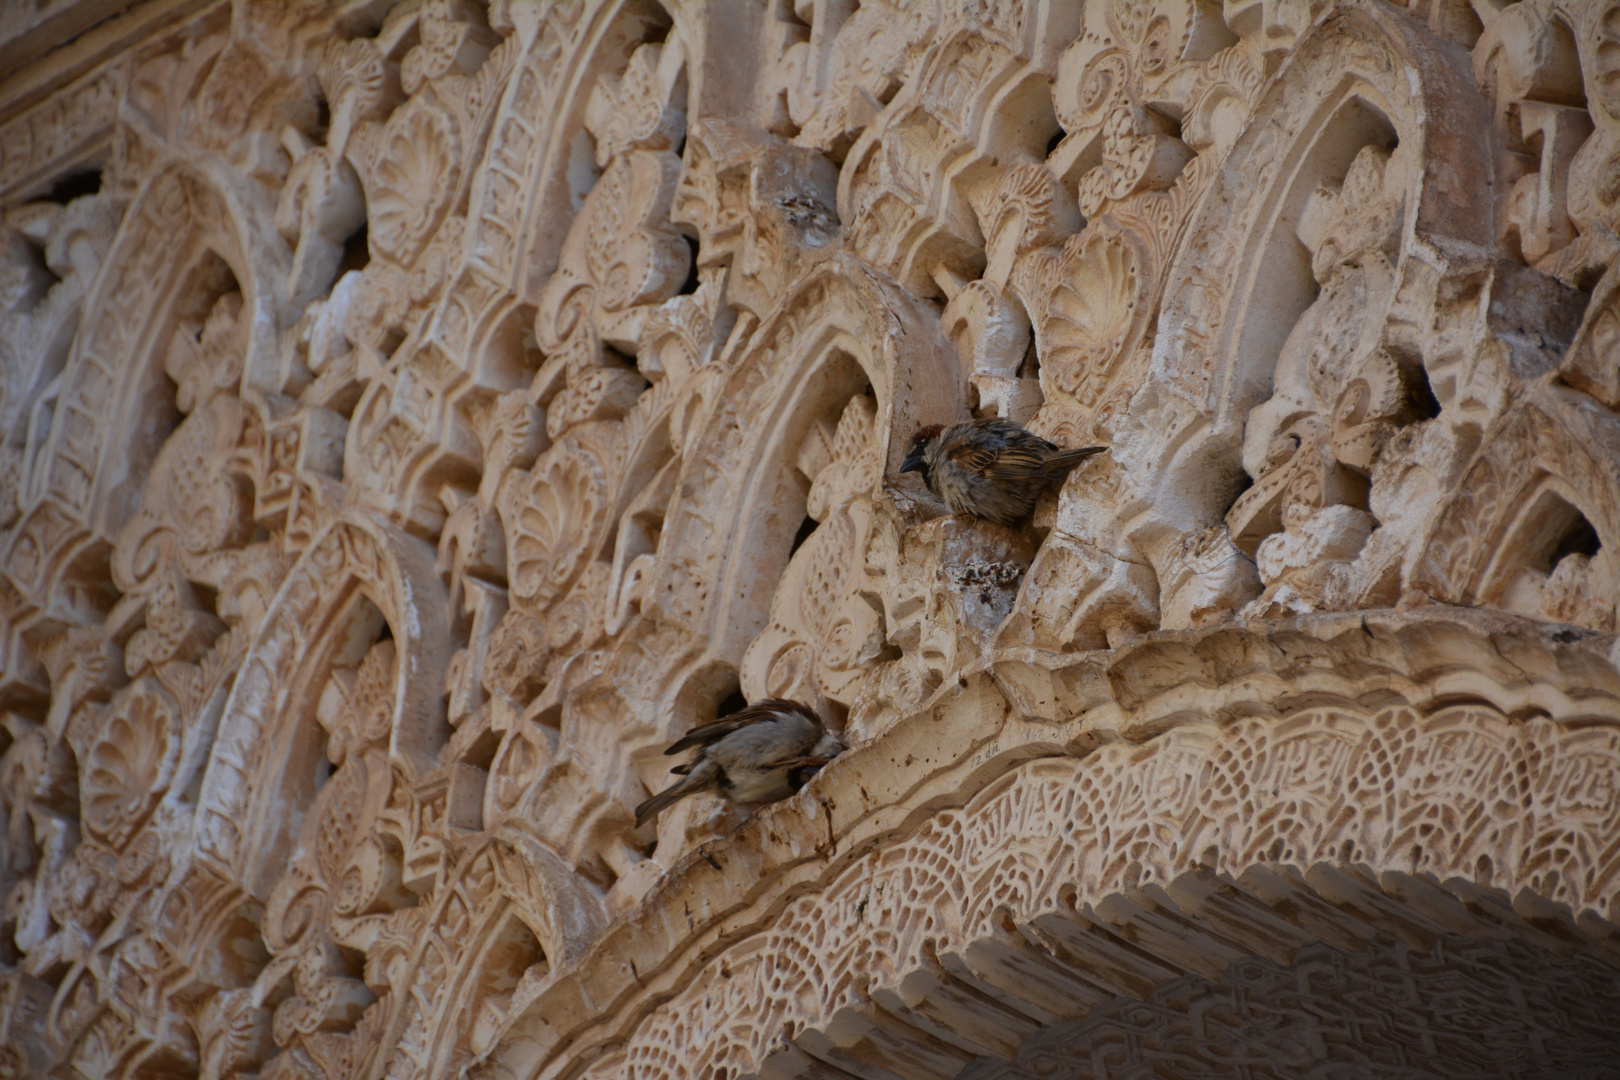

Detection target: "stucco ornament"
[2, 2, 1620, 1079]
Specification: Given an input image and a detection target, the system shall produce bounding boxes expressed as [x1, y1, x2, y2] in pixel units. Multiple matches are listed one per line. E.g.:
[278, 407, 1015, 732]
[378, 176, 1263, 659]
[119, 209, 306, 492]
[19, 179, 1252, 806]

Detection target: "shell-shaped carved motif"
[367, 97, 462, 266]
[505, 440, 609, 610]
[1031, 228, 1147, 406]
[81, 680, 182, 847]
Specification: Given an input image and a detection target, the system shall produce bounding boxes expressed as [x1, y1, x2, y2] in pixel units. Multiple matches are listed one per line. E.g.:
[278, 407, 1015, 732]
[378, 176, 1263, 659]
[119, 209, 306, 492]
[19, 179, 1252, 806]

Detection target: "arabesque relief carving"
[3, 2, 1620, 1079]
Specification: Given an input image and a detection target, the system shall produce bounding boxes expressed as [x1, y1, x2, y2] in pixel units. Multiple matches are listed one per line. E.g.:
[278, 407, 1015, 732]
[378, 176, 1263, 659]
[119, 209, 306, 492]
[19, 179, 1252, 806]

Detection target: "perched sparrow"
[634, 699, 846, 827]
[900, 418, 1106, 526]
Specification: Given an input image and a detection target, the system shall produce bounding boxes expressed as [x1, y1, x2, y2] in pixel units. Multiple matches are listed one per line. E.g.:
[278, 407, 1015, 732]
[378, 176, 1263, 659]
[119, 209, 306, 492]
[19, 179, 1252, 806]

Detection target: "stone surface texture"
[3, 1, 1620, 1078]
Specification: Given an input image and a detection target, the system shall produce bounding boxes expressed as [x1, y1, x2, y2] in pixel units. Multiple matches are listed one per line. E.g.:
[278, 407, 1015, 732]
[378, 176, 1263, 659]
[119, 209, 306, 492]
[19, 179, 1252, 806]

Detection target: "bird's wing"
[760, 753, 837, 770]
[1043, 446, 1107, 472]
[664, 700, 818, 755]
[664, 716, 752, 755]
[948, 439, 1052, 480]
[635, 759, 719, 827]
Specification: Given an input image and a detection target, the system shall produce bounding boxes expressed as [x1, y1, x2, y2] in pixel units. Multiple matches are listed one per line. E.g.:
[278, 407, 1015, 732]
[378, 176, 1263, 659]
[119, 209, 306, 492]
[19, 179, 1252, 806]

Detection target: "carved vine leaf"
[1225, 140, 1413, 614]
[401, 2, 499, 96]
[197, 988, 274, 1080]
[765, 0, 938, 151]
[1296, 143, 1403, 288]
[1052, 0, 1217, 218]
[542, 148, 688, 357]
[587, 42, 686, 165]
[124, 568, 227, 676]
[112, 393, 252, 598]
[318, 38, 403, 145]
[256, 744, 413, 1072]
[1077, 102, 1194, 217]
[164, 290, 248, 415]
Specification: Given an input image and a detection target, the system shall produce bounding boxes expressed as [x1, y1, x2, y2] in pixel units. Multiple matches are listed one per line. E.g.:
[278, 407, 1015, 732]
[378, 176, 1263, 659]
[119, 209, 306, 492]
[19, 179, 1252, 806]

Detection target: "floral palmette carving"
[318, 38, 403, 138]
[1050, 3, 1212, 214]
[1227, 141, 1420, 615]
[318, 641, 397, 767]
[1080, 101, 1195, 216]
[502, 440, 608, 611]
[258, 742, 404, 1072]
[401, 2, 499, 96]
[582, 152, 688, 316]
[365, 98, 462, 267]
[587, 43, 685, 163]
[1023, 227, 1148, 409]
[80, 681, 181, 848]
[113, 401, 253, 583]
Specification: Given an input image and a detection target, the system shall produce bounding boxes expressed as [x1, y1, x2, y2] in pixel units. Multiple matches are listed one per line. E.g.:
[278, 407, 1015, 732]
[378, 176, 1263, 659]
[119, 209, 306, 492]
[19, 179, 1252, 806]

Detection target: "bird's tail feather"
[1043, 445, 1107, 474]
[634, 763, 716, 827]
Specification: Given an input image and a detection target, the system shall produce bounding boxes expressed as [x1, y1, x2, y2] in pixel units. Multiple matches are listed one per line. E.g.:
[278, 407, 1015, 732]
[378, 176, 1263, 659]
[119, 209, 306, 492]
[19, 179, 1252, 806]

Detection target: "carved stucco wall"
[3, 1, 1620, 1078]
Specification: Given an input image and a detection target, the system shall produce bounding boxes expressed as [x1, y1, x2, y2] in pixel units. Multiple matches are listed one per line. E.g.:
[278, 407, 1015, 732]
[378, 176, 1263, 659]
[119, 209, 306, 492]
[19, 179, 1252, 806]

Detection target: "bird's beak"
[900, 453, 925, 474]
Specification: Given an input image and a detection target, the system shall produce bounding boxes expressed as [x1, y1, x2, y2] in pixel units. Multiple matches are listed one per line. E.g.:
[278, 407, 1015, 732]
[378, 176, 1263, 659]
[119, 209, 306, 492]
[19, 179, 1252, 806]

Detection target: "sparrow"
[900, 417, 1107, 526]
[634, 699, 846, 827]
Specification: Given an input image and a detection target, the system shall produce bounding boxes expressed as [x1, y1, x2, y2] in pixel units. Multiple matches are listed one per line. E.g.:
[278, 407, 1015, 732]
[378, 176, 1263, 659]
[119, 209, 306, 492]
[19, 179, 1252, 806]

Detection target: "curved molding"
[499, 254, 966, 869]
[487, 609, 1620, 1077]
[195, 510, 450, 898]
[1153, 4, 1492, 434]
[644, 253, 963, 679]
[1415, 382, 1620, 628]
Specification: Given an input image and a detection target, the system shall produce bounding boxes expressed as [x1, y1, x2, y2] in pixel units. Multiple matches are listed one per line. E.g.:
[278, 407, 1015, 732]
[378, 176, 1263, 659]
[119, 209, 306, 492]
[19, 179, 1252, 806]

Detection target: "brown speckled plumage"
[634, 699, 846, 827]
[901, 418, 1106, 526]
